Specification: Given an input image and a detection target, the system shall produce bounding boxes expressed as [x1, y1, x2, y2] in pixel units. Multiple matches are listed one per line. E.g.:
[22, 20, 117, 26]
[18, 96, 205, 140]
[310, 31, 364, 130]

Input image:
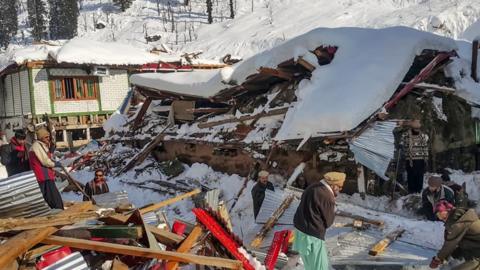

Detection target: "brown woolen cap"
[428, 176, 442, 188]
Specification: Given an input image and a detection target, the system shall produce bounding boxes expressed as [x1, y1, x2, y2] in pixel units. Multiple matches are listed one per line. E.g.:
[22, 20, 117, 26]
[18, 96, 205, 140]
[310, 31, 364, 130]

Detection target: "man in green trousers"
[293, 171, 346, 270]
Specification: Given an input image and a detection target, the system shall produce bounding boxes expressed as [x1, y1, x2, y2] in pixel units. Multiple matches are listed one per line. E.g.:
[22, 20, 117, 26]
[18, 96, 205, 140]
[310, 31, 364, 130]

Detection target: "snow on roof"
[55, 38, 178, 66]
[0, 44, 61, 73]
[130, 68, 232, 98]
[275, 27, 456, 140]
[131, 26, 456, 140]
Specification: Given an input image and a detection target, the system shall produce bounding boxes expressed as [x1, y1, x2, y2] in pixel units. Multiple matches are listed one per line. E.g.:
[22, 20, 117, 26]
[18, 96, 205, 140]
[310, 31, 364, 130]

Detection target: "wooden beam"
[0, 211, 98, 233]
[197, 107, 288, 129]
[140, 189, 201, 215]
[336, 210, 384, 227]
[472, 40, 479, 83]
[0, 202, 94, 269]
[43, 236, 242, 269]
[166, 225, 204, 270]
[132, 97, 153, 130]
[296, 57, 316, 72]
[250, 195, 295, 248]
[258, 67, 293, 81]
[369, 228, 405, 256]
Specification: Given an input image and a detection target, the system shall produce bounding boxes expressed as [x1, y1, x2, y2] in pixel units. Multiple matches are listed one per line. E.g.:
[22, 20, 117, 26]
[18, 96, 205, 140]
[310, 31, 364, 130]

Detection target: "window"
[51, 77, 98, 100]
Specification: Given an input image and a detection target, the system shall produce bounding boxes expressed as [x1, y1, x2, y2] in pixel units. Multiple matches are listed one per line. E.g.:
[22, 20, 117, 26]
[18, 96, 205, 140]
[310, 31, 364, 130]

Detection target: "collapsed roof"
[130, 26, 457, 141]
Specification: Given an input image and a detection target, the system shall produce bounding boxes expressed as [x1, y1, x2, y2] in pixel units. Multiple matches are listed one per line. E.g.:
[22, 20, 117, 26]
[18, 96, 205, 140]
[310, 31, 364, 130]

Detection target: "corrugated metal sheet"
[92, 191, 130, 209]
[43, 252, 89, 270]
[0, 171, 51, 218]
[255, 189, 299, 225]
[349, 121, 397, 180]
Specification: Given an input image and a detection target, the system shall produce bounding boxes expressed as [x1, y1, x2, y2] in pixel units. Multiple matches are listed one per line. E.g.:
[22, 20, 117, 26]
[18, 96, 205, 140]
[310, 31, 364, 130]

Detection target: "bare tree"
[229, 0, 234, 19]
[206, 0, 213, 24]
[155, 0, 161, 16]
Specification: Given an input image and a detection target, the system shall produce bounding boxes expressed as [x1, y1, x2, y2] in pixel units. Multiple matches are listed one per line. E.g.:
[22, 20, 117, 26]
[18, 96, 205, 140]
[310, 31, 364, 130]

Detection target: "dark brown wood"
[258, 67, 293, 81]
[132, 97, 153, 129]
[297, 57, 316, 72]
[472, 40, 479, 82]
[336, 210, 385, 227]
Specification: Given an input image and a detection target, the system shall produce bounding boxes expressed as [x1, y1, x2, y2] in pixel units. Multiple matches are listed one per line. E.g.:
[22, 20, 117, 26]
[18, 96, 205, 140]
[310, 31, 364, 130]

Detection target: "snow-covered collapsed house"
[0, 39, 177, 148]
[125, 27, 480, 193]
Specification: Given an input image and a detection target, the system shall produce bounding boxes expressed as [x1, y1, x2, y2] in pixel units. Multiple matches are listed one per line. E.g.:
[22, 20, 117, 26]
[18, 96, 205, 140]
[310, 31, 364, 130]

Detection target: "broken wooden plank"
[140, 188, 201, 215]
[296, 57, 316, 72]
[258, 67, 294, 81]
[0, 211, 98, 233]
[250, 195, 295, 248]
[115, 123, 173, 176]
[336, 210, 385, 227]
[165, 225, 204, 270]
[43, 236, 242, 269]
[197, 107, 288, 129]
[0, 202, 94, 269]
[132, 97, 153, 130]
[369, 228, 405, 256]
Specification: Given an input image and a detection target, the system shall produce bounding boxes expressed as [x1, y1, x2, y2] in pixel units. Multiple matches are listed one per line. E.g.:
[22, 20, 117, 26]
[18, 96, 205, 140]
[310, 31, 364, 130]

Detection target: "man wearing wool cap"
[251, 170, 274, 219]
[293, 171, 346, 269]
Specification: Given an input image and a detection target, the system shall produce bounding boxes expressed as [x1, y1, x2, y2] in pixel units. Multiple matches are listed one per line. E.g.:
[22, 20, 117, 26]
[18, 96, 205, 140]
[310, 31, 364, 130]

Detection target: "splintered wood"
[0, 202, 94, 269]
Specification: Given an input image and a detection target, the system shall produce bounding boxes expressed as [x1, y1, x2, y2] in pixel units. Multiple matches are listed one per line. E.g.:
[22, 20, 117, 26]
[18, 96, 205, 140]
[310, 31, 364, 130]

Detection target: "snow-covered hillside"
[12, 0, 480, 60]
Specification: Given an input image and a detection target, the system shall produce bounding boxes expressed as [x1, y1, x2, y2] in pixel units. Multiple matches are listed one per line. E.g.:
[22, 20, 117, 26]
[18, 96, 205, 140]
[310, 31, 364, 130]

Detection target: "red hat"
[434, 200, 454, 213]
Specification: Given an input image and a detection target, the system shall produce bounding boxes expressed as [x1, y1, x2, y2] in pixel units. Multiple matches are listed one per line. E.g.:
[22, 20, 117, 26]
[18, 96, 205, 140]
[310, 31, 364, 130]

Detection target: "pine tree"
[0, 0, 18, 48]
[113, 0, 133, 12]
[49, 0, 78, 40]
[27, 0, 48, 42]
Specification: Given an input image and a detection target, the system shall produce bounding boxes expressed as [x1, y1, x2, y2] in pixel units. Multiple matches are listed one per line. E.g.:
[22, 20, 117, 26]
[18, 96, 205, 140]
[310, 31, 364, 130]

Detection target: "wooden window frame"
[50, 76, 99, 101]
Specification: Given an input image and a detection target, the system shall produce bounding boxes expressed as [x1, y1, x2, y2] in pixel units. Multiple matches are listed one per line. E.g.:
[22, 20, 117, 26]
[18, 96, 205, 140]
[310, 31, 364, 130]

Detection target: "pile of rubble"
[0, 171, 260, 270]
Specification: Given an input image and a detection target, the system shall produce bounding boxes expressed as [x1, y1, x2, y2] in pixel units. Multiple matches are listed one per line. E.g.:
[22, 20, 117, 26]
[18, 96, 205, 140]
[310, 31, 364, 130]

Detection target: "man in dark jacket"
[293, 171, 346, 270]
[83, 169, 110, 201]
[251, 170, 274, 219]
[0, 130, 30, 176]
[421, 176, 455, 221]
[430, 200, 480, 270]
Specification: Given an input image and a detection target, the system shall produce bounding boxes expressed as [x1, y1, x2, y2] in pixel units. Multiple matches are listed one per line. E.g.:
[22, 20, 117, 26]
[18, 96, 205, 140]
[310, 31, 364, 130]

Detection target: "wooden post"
[86, 127, 91, 141]
[472, 40, 479, 82]
[357, 164, 366, 200]
[0, 202, 94, 269]
[43, 236, 242, 269]
[62, 129, 68, 143]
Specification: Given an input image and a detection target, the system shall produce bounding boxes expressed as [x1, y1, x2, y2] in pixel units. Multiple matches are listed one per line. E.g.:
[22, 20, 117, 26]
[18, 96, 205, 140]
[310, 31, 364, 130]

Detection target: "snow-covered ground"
[60, 150, 480, 268]
[10, 0, 480, 61]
